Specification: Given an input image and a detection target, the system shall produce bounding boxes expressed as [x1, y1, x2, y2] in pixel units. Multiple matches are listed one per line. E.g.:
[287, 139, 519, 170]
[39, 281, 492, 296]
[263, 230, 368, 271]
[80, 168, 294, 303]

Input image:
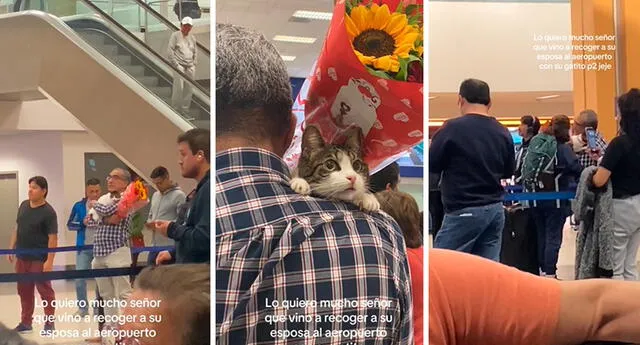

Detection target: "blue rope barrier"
[0, 246, 174, 256]
[0, 267, 144, 283]
[504, 191, 576, 202]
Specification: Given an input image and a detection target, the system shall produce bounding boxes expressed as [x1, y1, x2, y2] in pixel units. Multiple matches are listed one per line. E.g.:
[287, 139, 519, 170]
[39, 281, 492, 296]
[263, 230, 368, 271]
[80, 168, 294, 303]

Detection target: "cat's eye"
[324, 160, 338, 171]
[353, 161, 363, 171]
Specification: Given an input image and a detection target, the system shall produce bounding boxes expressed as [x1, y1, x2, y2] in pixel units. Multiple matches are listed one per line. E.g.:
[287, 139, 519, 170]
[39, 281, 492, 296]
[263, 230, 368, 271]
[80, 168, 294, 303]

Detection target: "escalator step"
[137, 76, 159, 87]
[150, 87, 172, 99]
[99, 44, 119, 56]
[123, 64, 146, 76]
[112, 55, 133, 65]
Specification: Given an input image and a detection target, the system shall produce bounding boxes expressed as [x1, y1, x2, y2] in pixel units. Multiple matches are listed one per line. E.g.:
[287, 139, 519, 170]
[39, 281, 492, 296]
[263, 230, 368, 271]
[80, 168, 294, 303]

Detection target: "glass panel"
[5, 0, 209, 128]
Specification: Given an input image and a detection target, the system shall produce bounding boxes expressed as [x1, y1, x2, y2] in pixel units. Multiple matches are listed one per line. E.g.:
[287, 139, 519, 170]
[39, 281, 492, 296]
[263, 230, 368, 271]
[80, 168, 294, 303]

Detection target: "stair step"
[111, 54, 132, 66]
[80, 32, 105, 46]
[150, 86, 172, 99]
[122, 64, 146, 76]
[98, 44, 119, 56]
[137, 76, 160, 87]
[192, 119, 210, 129]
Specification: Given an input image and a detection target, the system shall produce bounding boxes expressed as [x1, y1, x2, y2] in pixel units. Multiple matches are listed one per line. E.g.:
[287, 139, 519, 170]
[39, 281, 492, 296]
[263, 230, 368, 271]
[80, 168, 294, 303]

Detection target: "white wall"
[0, 132, 66, 265]
[60, 132, 111, 266]
[429, 1, 572, 92]
[0, 129, 115, 266]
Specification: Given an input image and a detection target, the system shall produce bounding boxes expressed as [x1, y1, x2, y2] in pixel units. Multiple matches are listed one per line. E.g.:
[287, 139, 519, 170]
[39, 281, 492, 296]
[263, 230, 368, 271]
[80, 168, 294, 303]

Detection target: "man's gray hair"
[114, 168, 131, 183]
[579, 109, 599, 129]
[216, 23, 293, 141]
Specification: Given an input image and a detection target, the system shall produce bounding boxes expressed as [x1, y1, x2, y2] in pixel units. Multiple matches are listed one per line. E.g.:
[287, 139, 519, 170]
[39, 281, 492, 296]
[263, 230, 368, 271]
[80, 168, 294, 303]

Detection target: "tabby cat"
[290, 125, 380, 212]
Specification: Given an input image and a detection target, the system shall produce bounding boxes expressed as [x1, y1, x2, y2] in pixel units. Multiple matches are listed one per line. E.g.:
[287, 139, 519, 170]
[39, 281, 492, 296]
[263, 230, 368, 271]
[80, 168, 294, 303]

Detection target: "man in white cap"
[168, 16, 197, 114]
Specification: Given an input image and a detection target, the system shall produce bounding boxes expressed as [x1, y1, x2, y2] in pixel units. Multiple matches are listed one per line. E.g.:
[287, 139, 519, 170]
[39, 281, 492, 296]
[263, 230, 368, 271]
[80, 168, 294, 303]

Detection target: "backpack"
[521, 133, 558, 192]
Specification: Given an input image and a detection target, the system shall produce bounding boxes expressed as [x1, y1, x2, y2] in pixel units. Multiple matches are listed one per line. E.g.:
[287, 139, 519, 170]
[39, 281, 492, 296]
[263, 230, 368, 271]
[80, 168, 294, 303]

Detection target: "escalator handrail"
[74, 24, 209, 115]
[0, 10, 194, 132]
[129, 0, 210, 56]
[78, 0, 209, 97]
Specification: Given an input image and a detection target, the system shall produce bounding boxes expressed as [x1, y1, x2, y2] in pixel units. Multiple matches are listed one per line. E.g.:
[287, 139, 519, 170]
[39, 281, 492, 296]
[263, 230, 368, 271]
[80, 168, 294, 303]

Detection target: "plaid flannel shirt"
[88, 196, 132, 257]
[216, 148, 413, 345]
[577, 132, 607, 168]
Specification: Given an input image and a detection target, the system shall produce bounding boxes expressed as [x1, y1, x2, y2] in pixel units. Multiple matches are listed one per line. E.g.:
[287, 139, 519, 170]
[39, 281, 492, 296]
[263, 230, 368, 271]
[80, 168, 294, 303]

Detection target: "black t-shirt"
[601, 134, 640, 199]
[16, 200, 58, 261]
[429, 114, 516, 212]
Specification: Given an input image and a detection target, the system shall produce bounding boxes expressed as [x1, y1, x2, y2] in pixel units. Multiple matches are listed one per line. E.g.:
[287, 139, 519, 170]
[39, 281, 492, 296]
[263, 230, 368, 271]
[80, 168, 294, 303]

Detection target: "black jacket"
[167, 170, 210, 263]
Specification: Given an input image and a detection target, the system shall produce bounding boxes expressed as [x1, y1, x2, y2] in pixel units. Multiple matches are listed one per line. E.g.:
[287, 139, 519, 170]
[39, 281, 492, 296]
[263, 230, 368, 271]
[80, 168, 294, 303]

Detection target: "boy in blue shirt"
[67, 178, 101, 317]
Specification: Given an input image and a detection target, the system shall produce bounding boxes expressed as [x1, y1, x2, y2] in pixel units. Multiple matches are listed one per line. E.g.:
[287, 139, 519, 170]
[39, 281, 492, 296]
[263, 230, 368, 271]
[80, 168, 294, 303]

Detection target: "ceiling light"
[536, 94, 560, 101]
[281, 55, 296, 61]
[292, 10, 332, 20]
[273, 35, 317, 44]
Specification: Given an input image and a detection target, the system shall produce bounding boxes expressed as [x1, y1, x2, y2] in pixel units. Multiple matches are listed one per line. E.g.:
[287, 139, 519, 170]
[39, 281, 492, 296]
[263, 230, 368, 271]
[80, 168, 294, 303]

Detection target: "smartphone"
[585, 127, 598, 150]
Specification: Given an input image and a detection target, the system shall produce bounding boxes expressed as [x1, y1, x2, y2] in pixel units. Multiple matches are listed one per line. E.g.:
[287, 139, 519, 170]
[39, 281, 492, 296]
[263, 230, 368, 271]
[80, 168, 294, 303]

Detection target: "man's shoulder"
[43, 202, 56, 214]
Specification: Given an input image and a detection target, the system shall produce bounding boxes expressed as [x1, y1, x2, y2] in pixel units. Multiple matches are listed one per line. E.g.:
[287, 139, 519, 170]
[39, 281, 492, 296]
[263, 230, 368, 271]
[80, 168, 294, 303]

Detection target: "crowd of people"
[5, 128, 211, 344]
[429, 78, 640, 344]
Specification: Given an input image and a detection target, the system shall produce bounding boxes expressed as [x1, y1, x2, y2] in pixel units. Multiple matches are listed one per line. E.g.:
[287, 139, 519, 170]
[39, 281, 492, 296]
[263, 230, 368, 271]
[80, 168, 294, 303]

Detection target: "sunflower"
[345, 3, 420, 73]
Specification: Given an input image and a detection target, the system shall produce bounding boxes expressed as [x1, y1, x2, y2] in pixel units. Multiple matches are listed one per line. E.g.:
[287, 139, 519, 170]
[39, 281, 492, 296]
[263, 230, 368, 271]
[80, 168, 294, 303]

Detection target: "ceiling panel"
[216, 0, 332, 78]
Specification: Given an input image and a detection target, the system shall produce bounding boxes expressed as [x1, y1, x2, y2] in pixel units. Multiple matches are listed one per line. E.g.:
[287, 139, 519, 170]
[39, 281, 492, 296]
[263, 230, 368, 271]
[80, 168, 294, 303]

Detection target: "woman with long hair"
[592, 88, 640, 280]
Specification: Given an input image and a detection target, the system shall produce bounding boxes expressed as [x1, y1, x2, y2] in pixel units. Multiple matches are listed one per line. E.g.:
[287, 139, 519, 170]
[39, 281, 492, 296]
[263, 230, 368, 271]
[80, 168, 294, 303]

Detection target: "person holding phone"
[145, 166, 185, 266]
[571, 109, 608, 167]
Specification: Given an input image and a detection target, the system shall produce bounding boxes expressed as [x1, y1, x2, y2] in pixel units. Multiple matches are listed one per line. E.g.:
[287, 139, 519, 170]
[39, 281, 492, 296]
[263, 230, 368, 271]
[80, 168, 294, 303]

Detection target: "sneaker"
[14, 323, 32, 334]
[44, 322, 55, 333]
[74, 309, 88, 318]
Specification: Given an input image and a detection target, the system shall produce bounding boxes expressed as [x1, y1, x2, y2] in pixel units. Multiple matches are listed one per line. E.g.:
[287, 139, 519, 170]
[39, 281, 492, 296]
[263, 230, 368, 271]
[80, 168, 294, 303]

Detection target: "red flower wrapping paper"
[283, 0, 424, 173]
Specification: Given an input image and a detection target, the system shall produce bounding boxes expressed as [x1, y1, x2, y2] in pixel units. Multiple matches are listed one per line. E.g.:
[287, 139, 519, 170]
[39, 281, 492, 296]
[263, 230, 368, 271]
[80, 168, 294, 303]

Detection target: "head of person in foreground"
[122, 264, 210, 345]
[0, 323, 37, 345]
[376, 190, 422, 249]
[215, 23, 295, 157]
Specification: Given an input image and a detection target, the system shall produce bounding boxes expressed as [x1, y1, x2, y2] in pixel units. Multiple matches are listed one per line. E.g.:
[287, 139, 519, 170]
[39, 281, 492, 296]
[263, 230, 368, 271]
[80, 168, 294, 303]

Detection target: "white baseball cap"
[181, 16, 193, 26]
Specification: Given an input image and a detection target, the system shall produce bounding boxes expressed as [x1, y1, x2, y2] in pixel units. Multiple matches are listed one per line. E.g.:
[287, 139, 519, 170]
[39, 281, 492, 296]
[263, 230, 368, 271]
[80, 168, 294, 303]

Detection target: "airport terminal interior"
[1, 0, 640, 343]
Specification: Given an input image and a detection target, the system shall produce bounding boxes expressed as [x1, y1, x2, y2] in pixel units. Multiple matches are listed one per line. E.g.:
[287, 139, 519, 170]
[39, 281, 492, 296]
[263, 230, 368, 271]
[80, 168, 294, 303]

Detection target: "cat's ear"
[343, 126, 364, 154]
[302, 125, 325, 152]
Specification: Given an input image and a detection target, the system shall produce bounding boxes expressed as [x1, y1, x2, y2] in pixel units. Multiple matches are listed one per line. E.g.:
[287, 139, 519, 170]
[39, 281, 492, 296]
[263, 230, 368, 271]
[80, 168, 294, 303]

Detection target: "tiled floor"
[0, 280, 102, 345]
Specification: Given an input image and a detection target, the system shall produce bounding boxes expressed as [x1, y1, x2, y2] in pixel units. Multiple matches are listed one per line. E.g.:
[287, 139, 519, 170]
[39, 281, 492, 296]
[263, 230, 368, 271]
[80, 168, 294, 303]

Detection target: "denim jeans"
[75, 250, 93, 313]
[532, 207, 569, 275]
[434, 202, 505, 261]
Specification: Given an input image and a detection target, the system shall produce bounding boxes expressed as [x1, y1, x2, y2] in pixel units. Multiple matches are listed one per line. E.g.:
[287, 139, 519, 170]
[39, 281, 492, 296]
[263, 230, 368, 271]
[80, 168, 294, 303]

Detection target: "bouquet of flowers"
[116, 180, 149, 219]
[283, 0, 424, 173]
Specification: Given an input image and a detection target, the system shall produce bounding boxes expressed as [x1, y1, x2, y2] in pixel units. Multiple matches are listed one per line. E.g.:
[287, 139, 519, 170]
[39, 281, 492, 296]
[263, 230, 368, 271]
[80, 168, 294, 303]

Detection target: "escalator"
[0, 0, 210, 187]
[65, 14, 210, 126]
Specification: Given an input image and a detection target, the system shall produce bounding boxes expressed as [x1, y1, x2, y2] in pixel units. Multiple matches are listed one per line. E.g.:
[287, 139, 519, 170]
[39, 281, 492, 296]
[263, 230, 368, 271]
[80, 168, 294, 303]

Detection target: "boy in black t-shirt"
[9, 176, 58, 334]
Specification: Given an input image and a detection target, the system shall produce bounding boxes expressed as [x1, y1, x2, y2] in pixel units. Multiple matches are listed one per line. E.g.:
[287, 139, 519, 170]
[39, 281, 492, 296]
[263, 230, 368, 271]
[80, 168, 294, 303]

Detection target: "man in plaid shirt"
[571, 109, 608, 168]
[215, 24, 413, 345]
[86, 168, 133, 325]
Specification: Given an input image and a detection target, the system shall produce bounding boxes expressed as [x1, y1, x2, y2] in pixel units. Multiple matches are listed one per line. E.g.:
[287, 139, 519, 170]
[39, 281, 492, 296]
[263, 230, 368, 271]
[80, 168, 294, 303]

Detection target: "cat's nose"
[346, 176, 356, 186]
